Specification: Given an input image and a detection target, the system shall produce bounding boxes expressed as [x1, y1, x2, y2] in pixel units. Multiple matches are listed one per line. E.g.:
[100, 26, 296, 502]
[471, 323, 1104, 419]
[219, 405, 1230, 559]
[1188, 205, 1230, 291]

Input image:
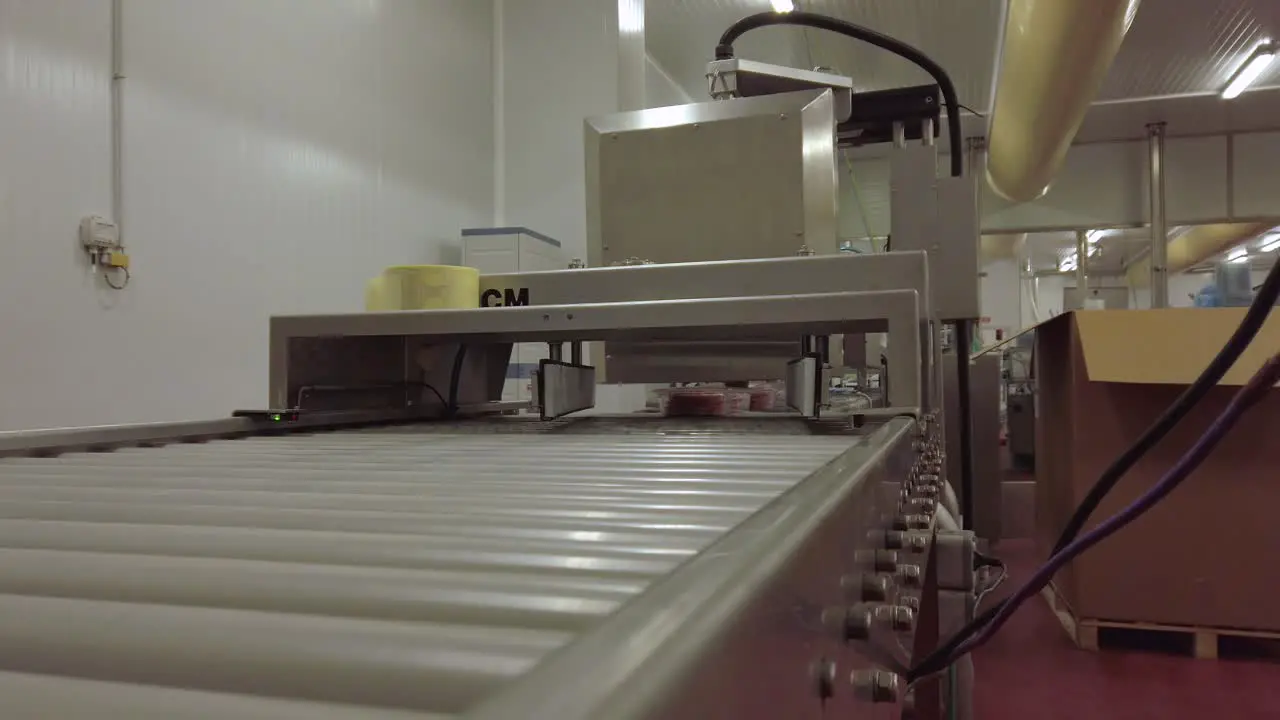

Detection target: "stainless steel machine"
[0, 47, 989, 719]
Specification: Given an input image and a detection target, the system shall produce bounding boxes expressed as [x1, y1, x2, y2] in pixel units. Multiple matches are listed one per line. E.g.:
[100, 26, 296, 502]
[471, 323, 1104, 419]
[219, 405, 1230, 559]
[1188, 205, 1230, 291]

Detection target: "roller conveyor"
[0, 416, 886, 718]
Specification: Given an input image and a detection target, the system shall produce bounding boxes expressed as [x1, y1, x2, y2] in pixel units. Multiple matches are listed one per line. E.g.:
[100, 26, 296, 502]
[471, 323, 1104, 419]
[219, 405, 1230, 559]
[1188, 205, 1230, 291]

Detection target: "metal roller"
[0, 671, 442, 720]
[0, 519, 686, 578]
[0, 548, 639, 630]
[0, 484, 765, 518]
[0, 500, 734, 542]
[0, 476, 784, 508]
[0, 593, 565, 713]
[0, 468, 796, 496]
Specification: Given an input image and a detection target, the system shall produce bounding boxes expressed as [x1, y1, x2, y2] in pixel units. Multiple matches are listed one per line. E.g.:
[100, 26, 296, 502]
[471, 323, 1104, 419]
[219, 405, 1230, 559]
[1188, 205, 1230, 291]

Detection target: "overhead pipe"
[1126, 223, 1270, 288]
[986, 0, 1140, 202]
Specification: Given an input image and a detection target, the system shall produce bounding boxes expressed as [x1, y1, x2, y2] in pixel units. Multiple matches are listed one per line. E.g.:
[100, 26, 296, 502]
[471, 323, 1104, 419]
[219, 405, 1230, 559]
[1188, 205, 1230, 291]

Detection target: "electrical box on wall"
[461, 227, 566, 403]
[80, 216, 119, 249]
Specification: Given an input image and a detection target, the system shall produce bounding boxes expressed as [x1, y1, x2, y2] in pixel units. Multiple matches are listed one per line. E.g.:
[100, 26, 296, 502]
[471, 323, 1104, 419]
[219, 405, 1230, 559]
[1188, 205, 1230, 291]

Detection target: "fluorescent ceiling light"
[1227, 247, 1249, 263]
[771, 0, 795, 12]
[1086, 229, 1104, 244]
[1222, 43, 1276, 100]
[1260, 236, 1280, 253]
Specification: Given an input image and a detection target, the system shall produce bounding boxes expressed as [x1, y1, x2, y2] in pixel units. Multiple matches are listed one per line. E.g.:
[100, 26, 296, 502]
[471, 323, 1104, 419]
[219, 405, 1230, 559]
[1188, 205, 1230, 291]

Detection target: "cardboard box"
[1035, 308, 1280, 630]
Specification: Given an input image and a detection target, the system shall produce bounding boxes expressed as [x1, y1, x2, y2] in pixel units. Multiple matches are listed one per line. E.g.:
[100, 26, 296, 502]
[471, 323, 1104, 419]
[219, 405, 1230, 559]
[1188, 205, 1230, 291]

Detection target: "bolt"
[897, 564, 923, 588]
[811, 658, 837, 701]
[824, 605, 872, 642]
[913, 485, 940, 499]
[904, 533, 930, 554]
[869, 529, 905, 550]
[855, 549, 898, 573]
[841, 572, 891, 602]
[850, 670, 902, 703]
[877, 604, 915, 632]
[902, 498, 937, 516]
[893, 515, 930, 531]
[899, 595, 921, 613]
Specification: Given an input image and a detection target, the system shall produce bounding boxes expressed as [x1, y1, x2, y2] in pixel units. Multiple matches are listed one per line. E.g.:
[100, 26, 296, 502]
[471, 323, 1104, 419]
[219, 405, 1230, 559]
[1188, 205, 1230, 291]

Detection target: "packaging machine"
[0, 40, 986, 720]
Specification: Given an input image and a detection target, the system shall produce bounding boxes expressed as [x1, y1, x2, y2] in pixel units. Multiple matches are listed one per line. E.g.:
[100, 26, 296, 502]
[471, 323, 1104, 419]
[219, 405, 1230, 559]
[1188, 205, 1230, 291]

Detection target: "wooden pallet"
[1040, 583, 1280, 660]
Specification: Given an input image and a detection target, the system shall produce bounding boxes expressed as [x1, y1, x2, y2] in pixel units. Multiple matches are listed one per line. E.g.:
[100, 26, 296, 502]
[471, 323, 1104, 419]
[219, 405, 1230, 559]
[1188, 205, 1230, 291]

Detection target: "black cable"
[952, 320, 976, 531]
[908, 259, 1280, 682]
[446, 345, 468, 416]
[415, 382, 449, 411]
[715, 11, 963, 178]
[103, 266, 130, 290]
[957, 102, 986, 119]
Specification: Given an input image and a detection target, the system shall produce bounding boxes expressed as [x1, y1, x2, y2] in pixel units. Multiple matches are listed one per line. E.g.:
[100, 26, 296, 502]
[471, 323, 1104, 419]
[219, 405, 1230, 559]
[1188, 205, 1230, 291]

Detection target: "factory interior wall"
[497, 0, 622, 261]
[645, 54, 692, 109]
[0, 0, 495, 431]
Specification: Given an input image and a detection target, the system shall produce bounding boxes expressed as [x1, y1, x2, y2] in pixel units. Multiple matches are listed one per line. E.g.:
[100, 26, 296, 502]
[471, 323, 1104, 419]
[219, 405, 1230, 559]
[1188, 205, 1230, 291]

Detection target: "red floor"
[972, 540, 1280, 719]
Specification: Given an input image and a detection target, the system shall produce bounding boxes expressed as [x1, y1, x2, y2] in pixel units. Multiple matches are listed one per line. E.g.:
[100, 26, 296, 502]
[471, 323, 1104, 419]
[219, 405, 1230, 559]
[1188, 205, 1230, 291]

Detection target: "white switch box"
[80, 215, 120, 249]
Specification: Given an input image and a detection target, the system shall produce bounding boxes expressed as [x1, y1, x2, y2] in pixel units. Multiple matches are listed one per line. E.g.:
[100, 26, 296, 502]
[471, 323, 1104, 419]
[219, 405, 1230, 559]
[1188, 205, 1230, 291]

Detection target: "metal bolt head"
[855, 548, 899, 573]
[842, 572, 891, 602]
[905, 533, 930, 554]
[823, 606, 872, 642]
[811, 658, 837, 701]
[880, 604, 915, 632]
[897, 564, 923, 588]
[850, 669, 902, 703]
[875, 529, 906, 550]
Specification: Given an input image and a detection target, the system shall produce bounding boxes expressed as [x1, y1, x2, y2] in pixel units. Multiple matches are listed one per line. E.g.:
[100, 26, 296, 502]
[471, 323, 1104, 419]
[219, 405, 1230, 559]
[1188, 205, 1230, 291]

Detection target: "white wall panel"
[0, 0, 494, 431]
[1166, 136, 1228, 224]
[500, 0, 620, 260]
[1232, 131, 1280, 219]
[645, 54, 691, 108]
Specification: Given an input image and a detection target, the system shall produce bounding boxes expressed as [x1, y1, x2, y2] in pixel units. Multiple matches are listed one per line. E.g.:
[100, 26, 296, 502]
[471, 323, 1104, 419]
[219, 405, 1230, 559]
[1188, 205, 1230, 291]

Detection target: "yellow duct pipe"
[986, 0, 1140, 202]
[980, 233, 1026, 263]
[1126, 223, 1269, 287]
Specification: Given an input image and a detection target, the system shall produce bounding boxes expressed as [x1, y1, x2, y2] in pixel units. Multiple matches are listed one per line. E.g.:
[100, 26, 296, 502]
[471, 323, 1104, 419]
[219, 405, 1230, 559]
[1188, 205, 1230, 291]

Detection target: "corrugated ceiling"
[1098, 0, 1280, 100]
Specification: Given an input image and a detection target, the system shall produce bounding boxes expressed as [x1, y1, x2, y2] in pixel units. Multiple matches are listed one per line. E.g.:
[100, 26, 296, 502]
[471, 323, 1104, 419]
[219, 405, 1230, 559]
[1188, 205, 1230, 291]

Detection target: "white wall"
[645, 54, 691, 109]
[498, 0, 628, 260]
[0, 0, 494, 431]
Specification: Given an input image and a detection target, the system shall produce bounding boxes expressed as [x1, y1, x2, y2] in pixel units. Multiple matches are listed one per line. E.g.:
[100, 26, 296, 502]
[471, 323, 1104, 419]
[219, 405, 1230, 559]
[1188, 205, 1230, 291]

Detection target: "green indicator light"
[271, 414, 282, 422]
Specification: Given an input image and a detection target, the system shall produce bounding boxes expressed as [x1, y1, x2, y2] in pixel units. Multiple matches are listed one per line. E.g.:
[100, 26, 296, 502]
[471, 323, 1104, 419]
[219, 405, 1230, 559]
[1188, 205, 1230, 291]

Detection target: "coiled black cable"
[714, 11, 963, 177]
